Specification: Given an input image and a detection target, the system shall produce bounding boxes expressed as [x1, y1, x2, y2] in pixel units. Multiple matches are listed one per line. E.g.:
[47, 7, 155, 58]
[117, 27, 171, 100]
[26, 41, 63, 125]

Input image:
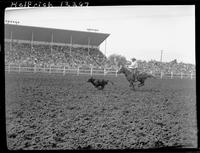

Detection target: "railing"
[5, 64, 196, 79]
[5, 64, 119, 77]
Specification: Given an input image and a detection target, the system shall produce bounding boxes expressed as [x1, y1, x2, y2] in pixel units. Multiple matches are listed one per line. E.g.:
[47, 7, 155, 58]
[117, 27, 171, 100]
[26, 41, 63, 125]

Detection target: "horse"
[87, 77, 114, 90]
[117, 66, 156, 90]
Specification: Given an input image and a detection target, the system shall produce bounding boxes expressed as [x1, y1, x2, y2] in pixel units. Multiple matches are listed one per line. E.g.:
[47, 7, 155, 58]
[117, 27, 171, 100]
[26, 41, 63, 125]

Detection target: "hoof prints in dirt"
[5, 73, 197, 149]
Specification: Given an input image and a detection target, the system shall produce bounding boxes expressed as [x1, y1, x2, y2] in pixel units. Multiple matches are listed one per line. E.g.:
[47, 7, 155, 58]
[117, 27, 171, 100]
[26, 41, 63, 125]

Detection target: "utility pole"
[160, 50, 163, 63]
[160, 50, 163, 78]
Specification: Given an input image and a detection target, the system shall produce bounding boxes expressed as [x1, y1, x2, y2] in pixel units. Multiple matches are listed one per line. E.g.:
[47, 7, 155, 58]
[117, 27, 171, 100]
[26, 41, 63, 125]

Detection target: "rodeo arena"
[5, 23, 197, 150]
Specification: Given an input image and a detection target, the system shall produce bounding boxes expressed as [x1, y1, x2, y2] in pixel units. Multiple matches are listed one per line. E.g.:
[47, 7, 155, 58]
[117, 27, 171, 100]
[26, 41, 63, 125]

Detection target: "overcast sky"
[5, 6, 195, 64]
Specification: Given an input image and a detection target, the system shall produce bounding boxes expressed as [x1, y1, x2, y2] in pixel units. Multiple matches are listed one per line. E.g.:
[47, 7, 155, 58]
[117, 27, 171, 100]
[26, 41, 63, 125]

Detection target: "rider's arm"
[127, 61, 131, 65]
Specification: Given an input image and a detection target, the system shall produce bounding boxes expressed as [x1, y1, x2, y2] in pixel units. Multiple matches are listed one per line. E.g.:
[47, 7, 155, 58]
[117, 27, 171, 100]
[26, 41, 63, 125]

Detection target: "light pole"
[160, 50, 163, 63]
[160, 50, 163, 78]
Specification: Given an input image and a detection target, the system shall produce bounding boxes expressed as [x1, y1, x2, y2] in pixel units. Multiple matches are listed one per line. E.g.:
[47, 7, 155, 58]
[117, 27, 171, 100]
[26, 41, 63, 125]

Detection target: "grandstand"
[4, 24, 110, 68]
[4, 24, 195, 79]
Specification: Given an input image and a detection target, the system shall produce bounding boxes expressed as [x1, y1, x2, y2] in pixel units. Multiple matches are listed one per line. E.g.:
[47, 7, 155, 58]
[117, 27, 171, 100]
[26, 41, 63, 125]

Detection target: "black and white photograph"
[4, 4, 197, 150]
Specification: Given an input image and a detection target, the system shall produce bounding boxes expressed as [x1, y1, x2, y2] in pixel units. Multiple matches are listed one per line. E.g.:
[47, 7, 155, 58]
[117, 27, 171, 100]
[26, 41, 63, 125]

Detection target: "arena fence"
[5, 64, 196, 80]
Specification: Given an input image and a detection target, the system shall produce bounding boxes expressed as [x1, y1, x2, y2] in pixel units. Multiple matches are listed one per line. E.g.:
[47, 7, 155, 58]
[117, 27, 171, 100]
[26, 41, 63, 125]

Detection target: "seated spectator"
[5, 41, 195, 75]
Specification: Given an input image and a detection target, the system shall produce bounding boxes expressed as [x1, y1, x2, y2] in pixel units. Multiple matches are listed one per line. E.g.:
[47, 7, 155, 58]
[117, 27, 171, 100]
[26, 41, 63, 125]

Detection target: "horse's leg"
[138, 80, 145, 87]
[138, 83, 144, 87]
[132, 84, 136, 90]
[130, 81, 135, 90]
[129, 81, 133, 87]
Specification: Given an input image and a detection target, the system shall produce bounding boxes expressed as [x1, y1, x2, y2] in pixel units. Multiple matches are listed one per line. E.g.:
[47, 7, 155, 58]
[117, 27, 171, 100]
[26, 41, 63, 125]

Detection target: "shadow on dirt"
[121, 88, 160, 93]
[135, 88, 160, 92]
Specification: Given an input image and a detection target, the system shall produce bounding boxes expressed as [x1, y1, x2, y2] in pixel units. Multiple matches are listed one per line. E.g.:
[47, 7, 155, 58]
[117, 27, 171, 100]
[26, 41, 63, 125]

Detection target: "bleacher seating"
[137, 60, 195, 74]
[5, 41, 195, 74]
[5, 41, 106, 68]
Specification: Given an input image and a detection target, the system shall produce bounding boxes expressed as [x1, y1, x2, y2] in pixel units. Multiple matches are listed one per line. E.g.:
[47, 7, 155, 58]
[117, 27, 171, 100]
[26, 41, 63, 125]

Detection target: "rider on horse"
[127, 58, 139, 82]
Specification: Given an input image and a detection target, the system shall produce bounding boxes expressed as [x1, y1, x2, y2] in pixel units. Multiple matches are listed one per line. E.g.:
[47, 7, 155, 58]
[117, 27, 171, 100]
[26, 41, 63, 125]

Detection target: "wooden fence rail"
[5, 64, 195, 79]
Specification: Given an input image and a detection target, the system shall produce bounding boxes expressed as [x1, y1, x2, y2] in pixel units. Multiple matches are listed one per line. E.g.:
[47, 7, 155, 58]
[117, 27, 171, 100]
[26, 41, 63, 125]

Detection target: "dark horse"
[117, 66, 156, 90]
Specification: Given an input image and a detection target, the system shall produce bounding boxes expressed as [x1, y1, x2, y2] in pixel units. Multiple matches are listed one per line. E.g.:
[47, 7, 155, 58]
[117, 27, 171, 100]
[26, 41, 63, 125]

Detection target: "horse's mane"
[120, 65, 132, 73]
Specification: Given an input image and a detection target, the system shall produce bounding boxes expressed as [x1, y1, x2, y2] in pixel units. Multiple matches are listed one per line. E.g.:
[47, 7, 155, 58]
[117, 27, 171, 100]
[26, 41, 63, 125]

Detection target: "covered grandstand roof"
[4, 24, 110, 47]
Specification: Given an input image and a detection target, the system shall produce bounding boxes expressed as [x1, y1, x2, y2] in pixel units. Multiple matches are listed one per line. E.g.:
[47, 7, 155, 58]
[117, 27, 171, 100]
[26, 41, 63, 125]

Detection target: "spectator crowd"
[5, 42, 106, 68]
[137, 60, 195, 74]
[5, 41, 195, 74]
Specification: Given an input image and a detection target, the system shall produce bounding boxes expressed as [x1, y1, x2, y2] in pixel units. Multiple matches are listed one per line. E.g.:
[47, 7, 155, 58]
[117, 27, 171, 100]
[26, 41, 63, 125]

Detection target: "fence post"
[181, 72, 183, 79]
[63, 66, 65, 75]
[77, 67, 79, 76]
[160, 71, 163, 79]
[19, 64, 21, 73]
[115, 69, 118, 77]
[90, 67, 93, 76]
[34, 65, 36, 73]
[171, 71, 173, 79]
[8, 63, 10, 73]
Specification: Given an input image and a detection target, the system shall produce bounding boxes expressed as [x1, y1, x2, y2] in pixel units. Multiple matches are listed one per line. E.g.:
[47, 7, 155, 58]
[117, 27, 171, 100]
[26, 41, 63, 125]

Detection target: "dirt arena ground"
[5, 72, 197, 150]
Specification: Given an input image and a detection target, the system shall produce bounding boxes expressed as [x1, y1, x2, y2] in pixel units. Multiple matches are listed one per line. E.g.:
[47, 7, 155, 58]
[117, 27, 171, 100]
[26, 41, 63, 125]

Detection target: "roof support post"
[10, 31, 12, 51]
[31, 32, 34, 49]
[70, 36, 72, 56]
[88, 37, 90, 55]
[51, 32, 53, 55]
